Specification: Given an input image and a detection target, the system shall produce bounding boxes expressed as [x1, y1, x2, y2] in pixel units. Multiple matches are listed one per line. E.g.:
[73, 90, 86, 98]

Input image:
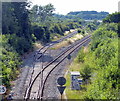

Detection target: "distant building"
[85, 20, 102, 23]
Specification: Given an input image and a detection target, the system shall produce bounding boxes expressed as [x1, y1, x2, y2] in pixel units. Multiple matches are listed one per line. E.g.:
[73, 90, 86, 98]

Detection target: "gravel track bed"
[9, 33, 89, 99]
[10, 52, 35, 99]
[42, 39, 91, 99]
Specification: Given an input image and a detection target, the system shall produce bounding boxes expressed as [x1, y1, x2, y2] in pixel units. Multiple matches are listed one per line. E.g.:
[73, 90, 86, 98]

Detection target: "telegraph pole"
[41, 53, 43, 89]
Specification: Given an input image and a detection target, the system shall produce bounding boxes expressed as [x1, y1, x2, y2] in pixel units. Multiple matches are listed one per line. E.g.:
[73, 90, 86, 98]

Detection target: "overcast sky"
[29, 0, 119, 15]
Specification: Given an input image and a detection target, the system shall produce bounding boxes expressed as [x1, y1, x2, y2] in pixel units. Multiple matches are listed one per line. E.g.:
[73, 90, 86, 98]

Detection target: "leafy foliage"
[1, 2, 32, 89]
[30, 4, 55, 23]
[30, 4, 82, 42]
[75, 47, 85, 63]
[67, 11, 109, 20]
[103, 12, 120, 23]
[2, 2, 33, 55]
[80, 64, 92, 82]
[75, 13, 119, 99]
[1, 35, 22, 88]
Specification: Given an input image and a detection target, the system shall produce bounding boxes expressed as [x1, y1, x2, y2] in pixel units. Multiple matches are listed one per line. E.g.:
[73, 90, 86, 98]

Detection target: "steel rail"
[24, 35, 91, 99]
[39, 36, 91, 99]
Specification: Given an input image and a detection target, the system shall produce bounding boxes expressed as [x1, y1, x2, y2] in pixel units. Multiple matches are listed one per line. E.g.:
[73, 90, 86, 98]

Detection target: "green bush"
[1, 35, 22, 88]
[75, 47, 85, 63]
[80, 64, 92, 82]
[83, 16, 119, 99]
[6, 34, 33, 55]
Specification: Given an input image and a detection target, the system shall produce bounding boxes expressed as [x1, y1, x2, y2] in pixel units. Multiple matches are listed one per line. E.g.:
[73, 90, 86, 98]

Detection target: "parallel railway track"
[24, 35, 91, 100]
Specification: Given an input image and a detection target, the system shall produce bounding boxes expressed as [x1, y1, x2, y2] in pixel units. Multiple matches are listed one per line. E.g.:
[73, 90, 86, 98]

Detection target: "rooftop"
[70, 71, 80, 76]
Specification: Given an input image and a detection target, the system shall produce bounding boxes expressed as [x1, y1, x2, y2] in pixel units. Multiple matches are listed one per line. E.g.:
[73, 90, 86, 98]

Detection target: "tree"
[84, 16, 119, 99]
[80, 64, 92, 82]
[2, 2, 18, 35]
[2, 2, 33, 55]
[75, 47, 85, 63]
[103, 12, 120, 23]
[30, 4, 55, 23]
[1, 35, 21, 87]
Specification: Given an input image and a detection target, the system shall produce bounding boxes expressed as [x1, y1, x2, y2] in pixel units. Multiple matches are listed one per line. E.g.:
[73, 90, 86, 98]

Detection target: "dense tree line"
[103, 12, 120, 23]
[85, 20, 100, 32]
[1, 35, 22, 87]
[1, 2, 32, 89]
[2, 2, 33, 55]
[75, 12, 119, 99]
[68, 11, 108, 15]
[30, 4, 82, 42]
[67, 11, 109, 20]
[53, 11, 109, 20]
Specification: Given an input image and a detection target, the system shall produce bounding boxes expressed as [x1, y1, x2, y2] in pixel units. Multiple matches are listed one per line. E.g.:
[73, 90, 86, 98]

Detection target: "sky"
[29, 0, 119, 15]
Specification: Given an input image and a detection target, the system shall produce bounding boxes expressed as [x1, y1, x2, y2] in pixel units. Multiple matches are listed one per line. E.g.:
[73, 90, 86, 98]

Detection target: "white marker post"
[0, 85, 6, 95]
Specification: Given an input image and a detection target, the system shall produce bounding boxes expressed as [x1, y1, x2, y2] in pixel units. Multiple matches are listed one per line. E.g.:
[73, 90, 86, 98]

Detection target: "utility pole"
[41, 53, 43, 89]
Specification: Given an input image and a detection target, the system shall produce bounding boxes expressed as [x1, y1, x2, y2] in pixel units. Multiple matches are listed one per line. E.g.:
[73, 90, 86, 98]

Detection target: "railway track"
[23, 31, 78, 99]
[8, 30, 83, 99]
[24, 35, 91, 100]
[33, 30, 80, 63]
[36, 31, 78, 60]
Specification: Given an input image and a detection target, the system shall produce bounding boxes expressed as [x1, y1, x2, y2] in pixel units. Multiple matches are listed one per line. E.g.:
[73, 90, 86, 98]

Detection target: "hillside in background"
[67, 11, 109, 20]
[54, 11, 109, 20]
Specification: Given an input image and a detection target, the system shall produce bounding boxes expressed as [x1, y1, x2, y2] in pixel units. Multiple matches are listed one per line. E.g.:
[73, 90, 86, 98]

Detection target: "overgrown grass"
[33, 41, 43, 50]
[65, 69, 87, 99]
[50, 33, 83, 50]
[65, 46, 89, 99]
[50, 33, 62, 41]
[50, 40, 72, 50]
[50, 29, 77, 41]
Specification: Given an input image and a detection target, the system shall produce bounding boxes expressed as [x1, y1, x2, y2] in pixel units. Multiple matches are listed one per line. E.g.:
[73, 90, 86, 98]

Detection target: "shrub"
[80, 64, 92, 82]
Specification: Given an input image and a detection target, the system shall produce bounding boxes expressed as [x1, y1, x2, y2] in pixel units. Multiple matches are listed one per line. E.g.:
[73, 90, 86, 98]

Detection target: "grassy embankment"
[33, 29, 77, 50]
[51, 29, 76, 41]
[50, 32, 84, 50]
[64, 46, 89, 99]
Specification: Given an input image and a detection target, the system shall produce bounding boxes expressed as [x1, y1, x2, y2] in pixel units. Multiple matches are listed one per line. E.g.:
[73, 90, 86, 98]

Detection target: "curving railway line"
[24, 35, 91, 100]
[35, 30, 78, 60]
